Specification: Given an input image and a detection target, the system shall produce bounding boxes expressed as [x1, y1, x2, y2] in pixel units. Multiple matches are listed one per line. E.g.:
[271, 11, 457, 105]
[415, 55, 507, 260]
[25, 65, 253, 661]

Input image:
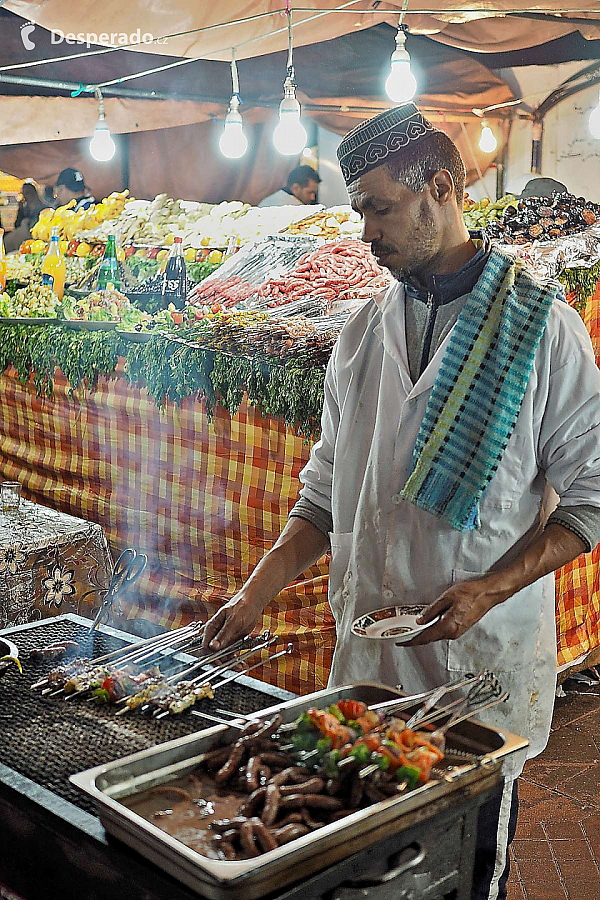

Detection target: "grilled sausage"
[272, 766, 308, 786]
[258, 765, 271, 786]
[251, 819, 279, 853]
[245, 756, 261, 792]
[239, 786, 267, 817]
[257, 753, 291, 769]
[246, 715, 283, 745]
[272, 823, 310, 845]
[261, 782, 281, 826]
[240, 821, 259, 857]
[276, 812, 305, 826]
[215, 739, 246, 784]
[279, 794, 343, 811]
[280, 777, 325, 796]
[300, 808, 324, 830]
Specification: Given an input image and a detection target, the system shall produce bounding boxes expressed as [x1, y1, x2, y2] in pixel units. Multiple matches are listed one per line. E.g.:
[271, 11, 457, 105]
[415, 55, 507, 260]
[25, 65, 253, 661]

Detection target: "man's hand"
[203, 591, 265, 651]
[400, 576, 509, 647]
[399, 523, 587, 648]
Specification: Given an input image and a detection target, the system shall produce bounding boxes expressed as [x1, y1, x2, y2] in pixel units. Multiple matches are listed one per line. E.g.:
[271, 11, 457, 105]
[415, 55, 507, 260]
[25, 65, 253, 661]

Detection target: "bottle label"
[42, 273, 54, 289]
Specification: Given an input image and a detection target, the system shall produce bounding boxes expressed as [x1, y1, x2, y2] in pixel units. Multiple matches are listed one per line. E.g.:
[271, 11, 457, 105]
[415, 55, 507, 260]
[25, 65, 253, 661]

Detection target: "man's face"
[292, 179, 319, 204]
[54, 184, 75, 207]
[348, 165, 442, 282]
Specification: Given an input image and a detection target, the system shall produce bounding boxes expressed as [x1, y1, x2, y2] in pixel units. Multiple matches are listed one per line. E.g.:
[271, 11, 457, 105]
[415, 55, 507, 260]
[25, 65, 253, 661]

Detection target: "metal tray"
[71, 682, 528, 900]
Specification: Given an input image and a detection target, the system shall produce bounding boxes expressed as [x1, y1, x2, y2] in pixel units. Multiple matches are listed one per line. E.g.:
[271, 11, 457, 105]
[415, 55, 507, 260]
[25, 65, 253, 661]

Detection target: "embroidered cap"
[337, 104, 439, 186]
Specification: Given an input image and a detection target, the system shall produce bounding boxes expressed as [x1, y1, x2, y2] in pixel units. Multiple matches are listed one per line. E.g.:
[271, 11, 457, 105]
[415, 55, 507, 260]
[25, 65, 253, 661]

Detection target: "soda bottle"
[96, 234, 121, 290]
[41, 226, 66, 300]
[160, 237, 188, 308]
[0, 230, 6, 292]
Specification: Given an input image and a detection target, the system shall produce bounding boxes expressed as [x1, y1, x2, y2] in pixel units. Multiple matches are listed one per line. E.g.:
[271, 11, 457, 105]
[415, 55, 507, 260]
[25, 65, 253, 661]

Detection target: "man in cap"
[204, 104, 600, 899]
[54, 168, 96, 212]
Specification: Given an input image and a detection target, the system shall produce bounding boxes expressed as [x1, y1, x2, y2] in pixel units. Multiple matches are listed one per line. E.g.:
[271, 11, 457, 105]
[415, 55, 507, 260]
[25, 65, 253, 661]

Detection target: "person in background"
[258, 165, 321, 207]
[42, 185, 57, 208]
[14, 180, 48, 230]
[4, 180, 49, 252]
[520, 176, 567, 198]
[54, 168, 95, 211]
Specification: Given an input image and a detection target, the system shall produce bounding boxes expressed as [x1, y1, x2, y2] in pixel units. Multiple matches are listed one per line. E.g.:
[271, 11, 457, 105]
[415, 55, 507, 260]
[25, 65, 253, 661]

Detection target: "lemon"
[184, 248, 196, 263]
[208, 250, 222, 264]
[164, 234, 175, 246]
[76, 242, 92, 257]
[201, 236, 211, 247]
[30, 240, 47, 255]
[157, 249, 169, 261]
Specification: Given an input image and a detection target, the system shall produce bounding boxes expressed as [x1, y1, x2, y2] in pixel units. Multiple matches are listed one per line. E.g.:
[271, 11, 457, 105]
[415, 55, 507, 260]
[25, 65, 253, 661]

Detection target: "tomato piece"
[337, 699, 367, 720]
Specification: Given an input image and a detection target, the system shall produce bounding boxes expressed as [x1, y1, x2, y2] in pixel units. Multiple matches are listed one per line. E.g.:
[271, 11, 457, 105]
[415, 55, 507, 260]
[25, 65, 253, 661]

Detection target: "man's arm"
[409, 523, 585, 645]
[203, 517, 329, 649]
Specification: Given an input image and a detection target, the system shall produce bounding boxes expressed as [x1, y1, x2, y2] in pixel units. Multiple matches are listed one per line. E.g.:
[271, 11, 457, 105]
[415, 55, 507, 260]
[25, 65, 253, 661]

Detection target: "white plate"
[351, 605, 440, 642]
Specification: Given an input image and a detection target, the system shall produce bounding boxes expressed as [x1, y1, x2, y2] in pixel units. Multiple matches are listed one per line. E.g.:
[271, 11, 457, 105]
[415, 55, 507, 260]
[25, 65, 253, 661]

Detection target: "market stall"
[2, 190, 600, 693]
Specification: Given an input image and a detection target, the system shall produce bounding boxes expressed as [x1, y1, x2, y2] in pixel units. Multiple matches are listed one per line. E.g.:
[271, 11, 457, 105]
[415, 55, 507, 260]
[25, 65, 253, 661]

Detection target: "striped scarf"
[400, 247, 558, 531]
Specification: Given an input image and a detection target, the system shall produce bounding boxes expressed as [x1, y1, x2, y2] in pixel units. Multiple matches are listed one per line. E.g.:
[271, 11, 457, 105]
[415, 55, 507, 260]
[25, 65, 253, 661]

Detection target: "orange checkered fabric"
[0, 363, 334, 694]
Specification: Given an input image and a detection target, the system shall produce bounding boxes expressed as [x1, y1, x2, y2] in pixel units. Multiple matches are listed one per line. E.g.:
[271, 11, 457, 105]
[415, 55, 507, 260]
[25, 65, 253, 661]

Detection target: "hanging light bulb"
[589, 91, 600, 139]
[273, 76, 307, 155]
[479, 119, 498, 154]
[220, 97, 248, 159]
[385, 28, 417, 104]
[90, 91, 116, 162]
[273, 7, 307, 155]
[219, 53, 248, 159]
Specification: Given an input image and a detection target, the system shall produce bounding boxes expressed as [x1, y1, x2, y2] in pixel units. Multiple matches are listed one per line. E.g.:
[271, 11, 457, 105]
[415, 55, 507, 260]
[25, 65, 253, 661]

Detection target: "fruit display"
[255, 239, 389, 309]
[283, 206, 362, 239]
[76, 196, 311, 249]
[485, 192, 600, 245]
[0, 283, 59, 318]
[31, 191, 130, 242]
[463, 194, 519, 231]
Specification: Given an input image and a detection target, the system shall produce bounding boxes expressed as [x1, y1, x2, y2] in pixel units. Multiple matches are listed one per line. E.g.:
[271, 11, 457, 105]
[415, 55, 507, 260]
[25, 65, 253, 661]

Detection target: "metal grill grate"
[0, 620, 285, 816]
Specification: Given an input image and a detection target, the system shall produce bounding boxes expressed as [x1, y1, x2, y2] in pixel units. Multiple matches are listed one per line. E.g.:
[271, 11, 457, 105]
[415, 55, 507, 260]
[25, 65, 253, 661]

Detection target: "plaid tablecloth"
[0, 499, 112, 630]
[555, 283, 600, 670]
[0, 364, 333, 695]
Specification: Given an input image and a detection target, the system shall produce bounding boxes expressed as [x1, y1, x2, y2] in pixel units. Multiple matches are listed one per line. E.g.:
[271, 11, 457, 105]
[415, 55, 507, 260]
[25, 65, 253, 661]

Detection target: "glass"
[1, 482, 22, 511]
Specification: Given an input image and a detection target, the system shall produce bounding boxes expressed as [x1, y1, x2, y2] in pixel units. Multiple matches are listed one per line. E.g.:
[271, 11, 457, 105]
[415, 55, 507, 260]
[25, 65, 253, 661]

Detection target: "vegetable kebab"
[289, 700, 444, 788]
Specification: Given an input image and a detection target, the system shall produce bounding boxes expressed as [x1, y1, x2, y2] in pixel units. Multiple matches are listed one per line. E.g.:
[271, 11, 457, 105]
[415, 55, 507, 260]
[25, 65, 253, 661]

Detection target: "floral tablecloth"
[0, 500, 113, 629]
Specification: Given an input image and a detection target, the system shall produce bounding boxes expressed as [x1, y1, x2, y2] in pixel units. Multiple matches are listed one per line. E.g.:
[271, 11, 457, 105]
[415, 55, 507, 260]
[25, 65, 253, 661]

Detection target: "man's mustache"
[371, 243, 396, 256]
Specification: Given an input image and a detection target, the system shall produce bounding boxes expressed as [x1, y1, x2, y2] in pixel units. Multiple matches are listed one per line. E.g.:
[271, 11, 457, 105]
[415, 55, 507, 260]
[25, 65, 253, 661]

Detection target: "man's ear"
[429, 170, 454, 206]
[291, 182, 301, 197]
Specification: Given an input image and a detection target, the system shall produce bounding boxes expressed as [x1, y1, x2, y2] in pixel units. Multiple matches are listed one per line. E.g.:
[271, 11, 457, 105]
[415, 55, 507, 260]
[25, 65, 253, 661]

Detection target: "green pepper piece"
[322, 749, 342, 777]
[296, 711, 312, 730]
[316, 737, 333, 755]
[93, 688, 111, 704]
[370, 752, 390, 771]
[328, 704, 346, 724]
[291, 731, 318, 751]
[396, 765, 420, 789]
[349, 743, 371, 764]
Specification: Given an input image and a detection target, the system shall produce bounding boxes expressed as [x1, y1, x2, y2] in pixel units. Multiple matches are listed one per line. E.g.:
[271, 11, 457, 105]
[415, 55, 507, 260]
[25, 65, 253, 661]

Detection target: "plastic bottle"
[96, 234, 121, 290]
[160, 237, 188, 309]
[41, 226, 66, 300]
[0, 230, 6, 292]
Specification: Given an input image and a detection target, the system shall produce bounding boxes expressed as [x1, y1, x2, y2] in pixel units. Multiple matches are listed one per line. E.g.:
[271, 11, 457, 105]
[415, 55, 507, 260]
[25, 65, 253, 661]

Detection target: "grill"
[0, 615, 524, 900]
[0, 615, 292, 815]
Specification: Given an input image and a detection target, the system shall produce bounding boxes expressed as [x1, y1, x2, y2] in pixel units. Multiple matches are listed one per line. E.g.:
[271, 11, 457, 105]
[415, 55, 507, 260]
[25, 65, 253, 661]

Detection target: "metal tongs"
[88, 548, 147, 637]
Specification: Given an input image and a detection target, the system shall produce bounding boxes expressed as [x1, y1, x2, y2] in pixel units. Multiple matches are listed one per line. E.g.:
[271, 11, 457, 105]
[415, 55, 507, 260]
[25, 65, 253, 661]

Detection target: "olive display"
[485, 192, 600, 245]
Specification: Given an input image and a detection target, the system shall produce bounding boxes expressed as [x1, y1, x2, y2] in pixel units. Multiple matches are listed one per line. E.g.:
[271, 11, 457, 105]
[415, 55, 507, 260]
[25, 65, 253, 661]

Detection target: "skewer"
[155, 641, 288, 720]
[32, 621, 204, 690]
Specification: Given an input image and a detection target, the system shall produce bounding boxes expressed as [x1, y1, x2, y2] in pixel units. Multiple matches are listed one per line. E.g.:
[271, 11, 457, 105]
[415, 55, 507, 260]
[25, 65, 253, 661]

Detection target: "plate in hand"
[351, 604, 440, 641]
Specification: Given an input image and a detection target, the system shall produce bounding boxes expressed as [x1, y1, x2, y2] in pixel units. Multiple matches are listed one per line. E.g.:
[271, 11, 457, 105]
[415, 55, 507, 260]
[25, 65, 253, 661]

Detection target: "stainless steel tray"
[71, 682, 528, 900]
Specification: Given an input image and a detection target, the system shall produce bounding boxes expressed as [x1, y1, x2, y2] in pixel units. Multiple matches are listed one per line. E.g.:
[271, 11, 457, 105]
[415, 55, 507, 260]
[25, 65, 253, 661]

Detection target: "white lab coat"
[299, 280, 600, 776]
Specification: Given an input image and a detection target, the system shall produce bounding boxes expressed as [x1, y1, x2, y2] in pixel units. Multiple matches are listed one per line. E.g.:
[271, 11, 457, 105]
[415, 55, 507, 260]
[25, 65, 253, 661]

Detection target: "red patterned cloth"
[0, 364, 334, 694]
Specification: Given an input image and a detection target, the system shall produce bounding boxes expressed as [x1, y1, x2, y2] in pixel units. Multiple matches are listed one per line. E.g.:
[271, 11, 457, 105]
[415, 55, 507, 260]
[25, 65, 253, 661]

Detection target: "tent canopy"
[4, 0, 600, 59]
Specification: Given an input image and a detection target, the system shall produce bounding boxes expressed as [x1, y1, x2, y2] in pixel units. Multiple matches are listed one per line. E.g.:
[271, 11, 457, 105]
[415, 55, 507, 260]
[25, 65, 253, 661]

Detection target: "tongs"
[88, 548, 147, 637]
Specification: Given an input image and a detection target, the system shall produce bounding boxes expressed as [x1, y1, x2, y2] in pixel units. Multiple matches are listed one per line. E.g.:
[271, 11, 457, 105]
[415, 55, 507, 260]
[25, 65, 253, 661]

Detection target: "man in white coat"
[204, 104, 600, 900]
